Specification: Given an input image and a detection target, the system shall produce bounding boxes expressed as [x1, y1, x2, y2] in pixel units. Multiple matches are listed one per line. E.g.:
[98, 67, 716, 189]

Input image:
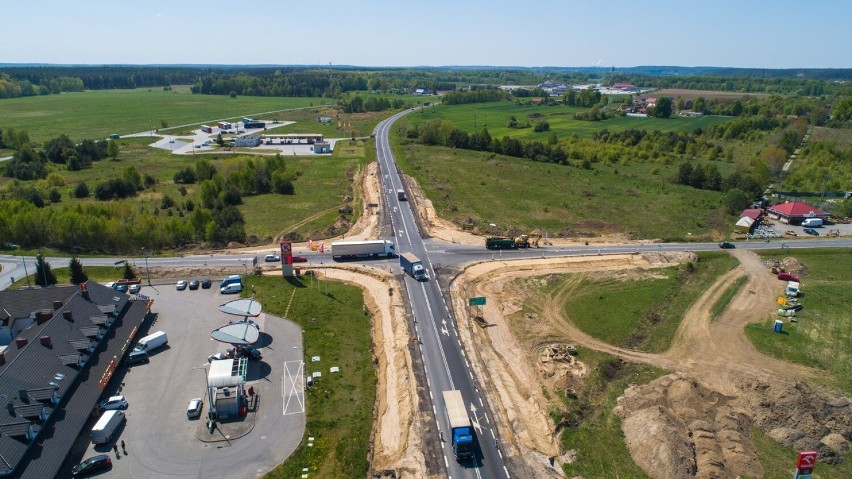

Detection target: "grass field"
[401, 101, 731, 140]
[561, 252, 738, 352]
[251, 275, 375, 479]
[394, 143, 734, 240]
[558, 348, 666, 478]
[746, 248, 852, 394]
[751, 427, 852, 479]
[0, 87, 334, 143]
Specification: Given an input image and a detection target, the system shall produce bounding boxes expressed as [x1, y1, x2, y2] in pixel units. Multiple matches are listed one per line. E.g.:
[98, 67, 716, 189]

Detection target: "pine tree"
[123, 262, 136, 280]
[34, 255, 58, 287]
[69, 257, 88, 285]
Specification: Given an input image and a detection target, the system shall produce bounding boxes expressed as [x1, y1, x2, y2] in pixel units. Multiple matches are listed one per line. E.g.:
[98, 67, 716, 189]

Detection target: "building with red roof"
[767, 201, 828, 224]
[740, 209, 763, 220]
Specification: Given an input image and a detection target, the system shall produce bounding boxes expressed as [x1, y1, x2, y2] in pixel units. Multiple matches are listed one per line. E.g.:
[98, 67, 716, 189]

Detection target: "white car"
[99, 395, 128, 411]
[207, 353, 228, 362]
[176, 280, 188, 291]
[128, 284, 141, 294]
[264, 254, 281, 262]
[187, 398, 203, 418]
[104, 282, 116, 289]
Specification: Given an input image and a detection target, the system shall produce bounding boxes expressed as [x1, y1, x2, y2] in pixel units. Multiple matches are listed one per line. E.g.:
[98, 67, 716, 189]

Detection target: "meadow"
[0, 87, 332, 143]
[393, 143, 734, 241]
[401, 100, 730, 140]
[746, 248, 852, 394]
[560, 252, 738, 352]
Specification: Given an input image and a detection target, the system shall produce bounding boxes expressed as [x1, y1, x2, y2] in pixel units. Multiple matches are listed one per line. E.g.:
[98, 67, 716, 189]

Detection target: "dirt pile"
[615, 372, 852, 479]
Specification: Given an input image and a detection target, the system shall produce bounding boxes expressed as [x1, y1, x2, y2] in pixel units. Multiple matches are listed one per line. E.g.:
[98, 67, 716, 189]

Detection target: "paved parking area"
[62, 281, 305, 478]
[766, 221, 852, 239]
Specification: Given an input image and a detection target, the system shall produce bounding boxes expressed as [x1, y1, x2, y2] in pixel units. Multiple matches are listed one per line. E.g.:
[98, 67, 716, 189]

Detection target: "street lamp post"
[142, 248, 151, 286]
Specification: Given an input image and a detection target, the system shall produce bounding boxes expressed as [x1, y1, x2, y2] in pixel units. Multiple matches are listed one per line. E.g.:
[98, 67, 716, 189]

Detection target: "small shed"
[735, 216, 755, 233]
[313, 141, 331, 154]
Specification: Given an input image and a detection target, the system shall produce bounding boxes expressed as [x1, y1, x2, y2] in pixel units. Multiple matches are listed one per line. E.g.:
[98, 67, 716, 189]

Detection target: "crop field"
[809, 126, 852, 148]
[747, 248, 852, 394]
[394, 143, 733, 240]
[401, 101, 730, 140]
[0, 88, 330, 143]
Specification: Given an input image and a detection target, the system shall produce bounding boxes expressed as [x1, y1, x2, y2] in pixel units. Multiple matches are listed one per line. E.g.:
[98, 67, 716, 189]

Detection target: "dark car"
[236, 344, 262, 361]
[803, 228, 820, 236]
[72, 454, 112, 477]
[291, 255, 308, 263]
[201, 279, 212, 289]
[188, 280, 200, 290]
[719, 241, 736, 249]
[122, 349, 148, 366]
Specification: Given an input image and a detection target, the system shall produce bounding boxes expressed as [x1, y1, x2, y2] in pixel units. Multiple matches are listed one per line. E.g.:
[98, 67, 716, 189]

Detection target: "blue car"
[114, 283, 128, 293]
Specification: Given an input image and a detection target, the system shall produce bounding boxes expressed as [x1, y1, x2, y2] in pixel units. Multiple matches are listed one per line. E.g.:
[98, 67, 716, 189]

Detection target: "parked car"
[122, 350, 148, 366]
[176, 280, 188, 290]
[114, 283, 128, 293]
[188, 280, 200, 290]
[220, 283, 242, 294]
[128, 284, 141, 294]
[777, 272, 800, 282]
[168, 139, 175, 143]
[208, 352, 228, 362]
[72, 454, 112, 477]
[265, 254, 281, 262]
[187, 398, 203, 418]
[201, 279, 212, 289]
[803, 228, 820, 236]
[291, 255, 308, 263]
[236, 344, 262, 361]
[98, 395, 128, 411]
[719, 241, 736, 249]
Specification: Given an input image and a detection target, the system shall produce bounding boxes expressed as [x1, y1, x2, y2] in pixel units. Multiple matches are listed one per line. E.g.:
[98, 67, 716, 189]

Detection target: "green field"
[746, 248, 852, 394]
[251, 275, 375, 479]
[560, 252, 738, 352]
[0, 87, 336, 143]
[393, 143, 734, 241]
[402, 101, 730, 140]
[558, 348, 666, 478]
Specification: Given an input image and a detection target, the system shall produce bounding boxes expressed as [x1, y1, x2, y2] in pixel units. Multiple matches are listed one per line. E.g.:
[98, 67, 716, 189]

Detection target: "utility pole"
[21, 253, 31, 288]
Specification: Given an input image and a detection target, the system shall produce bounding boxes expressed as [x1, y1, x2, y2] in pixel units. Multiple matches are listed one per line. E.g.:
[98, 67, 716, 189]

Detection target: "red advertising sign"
[796, 451, 817, 473]
[280, 241, 292, 263]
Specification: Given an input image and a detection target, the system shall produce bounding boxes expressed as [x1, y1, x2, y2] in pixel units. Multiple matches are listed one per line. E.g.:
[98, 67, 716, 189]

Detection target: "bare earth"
[450, 249, 851, 478]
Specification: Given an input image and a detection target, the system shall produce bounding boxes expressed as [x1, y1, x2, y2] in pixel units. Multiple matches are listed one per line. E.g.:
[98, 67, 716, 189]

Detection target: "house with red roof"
[767, 201, 828, 224]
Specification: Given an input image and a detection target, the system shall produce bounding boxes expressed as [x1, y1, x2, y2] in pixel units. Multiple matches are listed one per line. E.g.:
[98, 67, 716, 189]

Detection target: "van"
[220, 283, 243, 294]
[134, 331, 168, 353]
[801, 218, 823, 228]
[91, 410, 125, 444]
[123, 350, 148, 366]
[220, 275, 242, 288]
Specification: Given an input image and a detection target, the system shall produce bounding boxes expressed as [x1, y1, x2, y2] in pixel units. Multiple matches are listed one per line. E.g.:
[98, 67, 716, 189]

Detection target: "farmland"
[649, 88, 771, 101]
[401, 100, 731, 140]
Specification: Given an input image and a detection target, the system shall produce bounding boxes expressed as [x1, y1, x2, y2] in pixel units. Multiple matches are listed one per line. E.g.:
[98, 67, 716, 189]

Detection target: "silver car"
[187, 398, 203, 418]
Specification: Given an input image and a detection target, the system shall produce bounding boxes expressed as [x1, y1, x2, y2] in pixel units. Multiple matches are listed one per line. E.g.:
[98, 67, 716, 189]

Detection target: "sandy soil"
[450, 250, 851, 478]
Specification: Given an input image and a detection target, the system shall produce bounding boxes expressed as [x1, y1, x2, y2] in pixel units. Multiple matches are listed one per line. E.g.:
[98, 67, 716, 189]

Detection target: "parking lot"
[62, 280, 305, 478]
[762, 221, 852, 239]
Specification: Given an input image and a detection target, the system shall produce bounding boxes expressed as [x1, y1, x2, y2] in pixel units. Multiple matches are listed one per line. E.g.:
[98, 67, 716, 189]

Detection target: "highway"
[373, 108, 509, 479]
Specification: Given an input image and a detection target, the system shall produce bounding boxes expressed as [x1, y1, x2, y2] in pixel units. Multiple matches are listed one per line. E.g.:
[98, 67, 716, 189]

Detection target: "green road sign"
[469, 297, 486, 306]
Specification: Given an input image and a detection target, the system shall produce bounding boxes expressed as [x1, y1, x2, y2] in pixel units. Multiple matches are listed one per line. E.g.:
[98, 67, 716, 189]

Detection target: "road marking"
[282, 360, 305, 415]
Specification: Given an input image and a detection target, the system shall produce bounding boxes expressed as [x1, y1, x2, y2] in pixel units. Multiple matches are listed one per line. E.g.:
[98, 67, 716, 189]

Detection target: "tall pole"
[142, 248, 151, 286]
[38, 253, 47, 287]
[21, 252, 31, 288]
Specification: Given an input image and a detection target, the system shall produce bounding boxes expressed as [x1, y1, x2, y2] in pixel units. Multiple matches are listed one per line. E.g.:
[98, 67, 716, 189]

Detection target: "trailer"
[442, 390, 475, 461]
[201, 125, 213, 133]
[400, 252, 427, 281]
[91, 410, 125, 444]
[331, 240, 396, 259]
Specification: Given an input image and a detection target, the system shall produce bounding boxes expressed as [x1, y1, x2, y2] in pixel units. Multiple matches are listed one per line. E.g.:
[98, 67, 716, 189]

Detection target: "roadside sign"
[796, 451, 817, 474]
[469, 297, 486, 306]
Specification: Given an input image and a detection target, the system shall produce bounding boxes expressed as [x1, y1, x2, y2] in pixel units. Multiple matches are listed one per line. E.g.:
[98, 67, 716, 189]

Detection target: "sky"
[2, 0, 851, 69]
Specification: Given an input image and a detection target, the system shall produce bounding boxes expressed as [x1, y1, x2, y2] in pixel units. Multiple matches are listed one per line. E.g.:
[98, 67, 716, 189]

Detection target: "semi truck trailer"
[399, 252, 427, 281]
[442, 390, 475, 461]
[331, 240, 395, 259]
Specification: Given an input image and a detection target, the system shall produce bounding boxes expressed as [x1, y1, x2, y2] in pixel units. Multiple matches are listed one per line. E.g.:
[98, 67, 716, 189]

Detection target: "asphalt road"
[374, 109, 509, 479]
[61, 282, 305, 479]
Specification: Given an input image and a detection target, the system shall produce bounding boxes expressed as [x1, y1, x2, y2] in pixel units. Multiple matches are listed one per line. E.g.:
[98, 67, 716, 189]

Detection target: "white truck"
[331, 240, 396, 259]
[91, 410, 125, 444]
[134, 331, 168, 353]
